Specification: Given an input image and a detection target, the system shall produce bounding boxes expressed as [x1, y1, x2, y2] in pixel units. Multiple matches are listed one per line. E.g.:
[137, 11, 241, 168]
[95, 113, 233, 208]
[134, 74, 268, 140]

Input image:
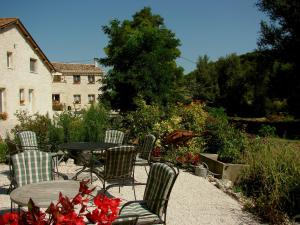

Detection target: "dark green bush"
[239, 138, 300, 224]
[258, 124, 277, 137]
[204, 108, 248, 163]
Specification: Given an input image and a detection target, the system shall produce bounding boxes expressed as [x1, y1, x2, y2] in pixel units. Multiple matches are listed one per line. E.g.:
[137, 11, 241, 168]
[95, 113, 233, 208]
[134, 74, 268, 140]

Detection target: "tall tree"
[257, 0, 300, 116]
[100, 7, 182, 111]
[185, 55, 219, 103]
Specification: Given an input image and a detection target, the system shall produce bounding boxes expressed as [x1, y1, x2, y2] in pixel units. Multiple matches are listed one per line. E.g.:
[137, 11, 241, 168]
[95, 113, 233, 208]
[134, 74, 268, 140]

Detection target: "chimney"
[94, 58, 100, 68]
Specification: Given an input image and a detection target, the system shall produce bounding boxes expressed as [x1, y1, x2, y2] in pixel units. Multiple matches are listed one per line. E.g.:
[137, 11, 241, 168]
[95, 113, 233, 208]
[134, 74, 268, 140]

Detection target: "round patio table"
[10, 180, 85, 208]
[58, 142, 119, 180]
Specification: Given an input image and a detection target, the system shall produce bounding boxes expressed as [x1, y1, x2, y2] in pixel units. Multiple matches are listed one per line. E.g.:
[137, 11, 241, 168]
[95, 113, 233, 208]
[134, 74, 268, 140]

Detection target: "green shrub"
[123, 99, 162, 140]
[258, 124, 277, 137]
[0, 141, 7, 163]
[204, 107, 248, 163]
[11, 110, 52, 146]
[239, 138, 300, 224]
[82, 104, 109, 142]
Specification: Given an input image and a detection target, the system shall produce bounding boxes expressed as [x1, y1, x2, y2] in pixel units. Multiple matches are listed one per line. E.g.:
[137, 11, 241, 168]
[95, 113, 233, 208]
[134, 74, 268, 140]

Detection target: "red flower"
[0, 212, 19, 225]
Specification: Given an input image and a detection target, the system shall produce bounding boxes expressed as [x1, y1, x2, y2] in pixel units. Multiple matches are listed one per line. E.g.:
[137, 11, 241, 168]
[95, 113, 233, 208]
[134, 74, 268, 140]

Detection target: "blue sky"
[1, 0, 267, 73]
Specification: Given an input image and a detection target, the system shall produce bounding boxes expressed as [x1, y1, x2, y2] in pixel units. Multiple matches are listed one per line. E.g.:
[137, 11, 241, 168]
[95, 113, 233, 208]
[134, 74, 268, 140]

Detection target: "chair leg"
[144, 165, 149, 176]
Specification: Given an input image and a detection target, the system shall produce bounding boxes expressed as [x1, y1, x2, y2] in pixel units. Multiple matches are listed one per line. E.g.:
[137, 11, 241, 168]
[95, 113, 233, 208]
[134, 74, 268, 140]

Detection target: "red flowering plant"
[175, 151, 201, 170]
[0, 180, 121, 225]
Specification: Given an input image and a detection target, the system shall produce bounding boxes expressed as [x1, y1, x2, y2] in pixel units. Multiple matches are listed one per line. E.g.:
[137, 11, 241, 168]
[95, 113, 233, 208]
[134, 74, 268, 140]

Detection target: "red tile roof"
[52, 62, 102, 75]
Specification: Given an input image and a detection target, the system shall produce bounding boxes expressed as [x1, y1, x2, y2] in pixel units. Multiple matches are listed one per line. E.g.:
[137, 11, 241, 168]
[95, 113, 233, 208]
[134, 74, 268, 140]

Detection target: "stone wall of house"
[0, 26, 53, 137]
[52, 72, 102, 111]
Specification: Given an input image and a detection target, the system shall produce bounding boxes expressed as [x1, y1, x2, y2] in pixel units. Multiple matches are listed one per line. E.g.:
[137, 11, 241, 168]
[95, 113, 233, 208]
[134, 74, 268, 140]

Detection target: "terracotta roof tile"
[52, 62, 102, 75]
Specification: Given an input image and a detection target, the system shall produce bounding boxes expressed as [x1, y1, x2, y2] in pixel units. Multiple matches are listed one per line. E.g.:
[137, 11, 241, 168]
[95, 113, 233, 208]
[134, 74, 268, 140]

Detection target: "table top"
[58, 142, 118, 152]
[10, 180, 84, 208]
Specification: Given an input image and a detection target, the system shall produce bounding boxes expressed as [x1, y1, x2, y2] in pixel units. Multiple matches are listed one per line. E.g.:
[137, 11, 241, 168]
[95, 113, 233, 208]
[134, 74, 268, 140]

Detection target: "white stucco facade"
[0, 23, 53, 137]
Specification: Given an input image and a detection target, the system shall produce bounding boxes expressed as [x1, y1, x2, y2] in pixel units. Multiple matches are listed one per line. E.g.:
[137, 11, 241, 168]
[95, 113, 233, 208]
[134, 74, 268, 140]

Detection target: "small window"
[0, 88, 5, 113]
[52, 94, 60, 103]
[7, 52, 13, 68]
[88, 75, 95, 84]
[73, 75, 81, 84]
[53, 75, 62, 82]
[19, 89, 25, 105]
[88, 94, 95, 103]
[30, 58, 37, 73]
[73, 94, 81, 104]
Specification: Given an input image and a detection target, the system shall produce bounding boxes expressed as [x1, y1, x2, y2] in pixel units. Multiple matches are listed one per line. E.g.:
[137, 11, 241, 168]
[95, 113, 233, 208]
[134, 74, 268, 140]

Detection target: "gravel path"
[0, 160, 261, 225]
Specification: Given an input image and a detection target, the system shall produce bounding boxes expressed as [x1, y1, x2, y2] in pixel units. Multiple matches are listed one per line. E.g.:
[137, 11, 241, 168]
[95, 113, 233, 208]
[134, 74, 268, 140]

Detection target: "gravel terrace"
[0, 160, 262, 225]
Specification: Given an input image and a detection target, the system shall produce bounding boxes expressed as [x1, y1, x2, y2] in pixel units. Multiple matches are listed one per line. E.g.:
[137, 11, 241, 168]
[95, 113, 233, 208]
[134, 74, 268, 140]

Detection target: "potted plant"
[0, 112, 8, 121]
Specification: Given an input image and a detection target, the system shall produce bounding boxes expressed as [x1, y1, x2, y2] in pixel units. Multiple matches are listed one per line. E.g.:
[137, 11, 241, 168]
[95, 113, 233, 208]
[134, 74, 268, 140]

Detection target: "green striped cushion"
[18, 131, 39, 151]
[104, 130, 124, 144]
[11, 151, 52, 187]
[143, 163, 176, 217]
[120, 202, 160, 224]
[112, 215, 139, 225]
[139, 134, 156, 160]
[11, 152, 27, 187]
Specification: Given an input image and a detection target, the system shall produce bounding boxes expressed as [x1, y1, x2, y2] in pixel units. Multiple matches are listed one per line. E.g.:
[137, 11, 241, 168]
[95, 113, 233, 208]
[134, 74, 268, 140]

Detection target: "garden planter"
[200, 153, 247, 183]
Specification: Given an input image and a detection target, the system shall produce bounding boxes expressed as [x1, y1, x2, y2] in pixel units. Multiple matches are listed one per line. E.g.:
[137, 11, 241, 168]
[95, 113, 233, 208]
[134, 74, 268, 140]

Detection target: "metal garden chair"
[104, 130, 125, 144]
[135, 134, 156, 175]
[91, 145, 138, 199]
[118, 162, 179, 225]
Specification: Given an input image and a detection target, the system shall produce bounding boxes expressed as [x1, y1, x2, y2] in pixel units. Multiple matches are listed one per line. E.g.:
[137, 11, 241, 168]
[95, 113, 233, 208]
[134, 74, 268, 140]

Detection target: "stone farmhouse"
[51, 62, 102, 112]
[0, 18, 102, 137]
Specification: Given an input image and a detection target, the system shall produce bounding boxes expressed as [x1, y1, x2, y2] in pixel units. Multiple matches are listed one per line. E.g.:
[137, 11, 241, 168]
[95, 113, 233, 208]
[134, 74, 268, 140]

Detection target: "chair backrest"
[139, 134, 156, 161]
[143, 163, 179, 218]
[104, 145, 136, 179]
[11, 150, 52, 187]
[105, 130, 125, 144]
[18, 131, 39, 151]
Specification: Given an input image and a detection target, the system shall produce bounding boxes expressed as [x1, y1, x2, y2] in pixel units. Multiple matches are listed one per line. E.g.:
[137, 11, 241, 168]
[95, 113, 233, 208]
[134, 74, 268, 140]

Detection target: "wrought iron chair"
[135, 134, 156, 175]
[119, 163, 179, 225]
[104, 130, 125, 144]
[91, 145, 138, 199]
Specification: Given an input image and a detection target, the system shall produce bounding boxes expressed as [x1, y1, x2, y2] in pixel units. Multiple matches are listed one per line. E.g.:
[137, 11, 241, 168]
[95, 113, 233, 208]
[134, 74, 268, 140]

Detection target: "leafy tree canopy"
[257, 0, 300, 116]
[100, 7, 183, 112]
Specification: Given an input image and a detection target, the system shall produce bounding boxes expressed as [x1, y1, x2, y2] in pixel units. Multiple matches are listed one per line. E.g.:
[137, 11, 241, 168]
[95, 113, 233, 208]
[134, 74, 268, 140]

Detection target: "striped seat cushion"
[18, 131, 39, 151]
[11, 151, 52, 187]
[112, 215, 139, 225]
[143, 163, 176, 218]
[104, 130, 124, 144]
[120, 202, 160, 225]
